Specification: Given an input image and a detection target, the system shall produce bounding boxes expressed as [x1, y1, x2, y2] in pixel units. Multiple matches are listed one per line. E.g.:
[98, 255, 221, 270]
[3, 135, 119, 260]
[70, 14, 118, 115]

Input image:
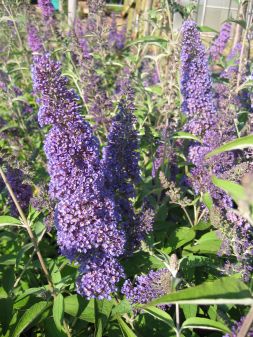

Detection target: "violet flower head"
[32, 54, 101, 200]
[55, 194, 125, 260]
[38, 0, 54, 19]
[102, 103, 140, 199]
[181, 20, 217, 136]
[6, 167, 32, 217]
[77, 252, 124, 299]
[32, 53, 126, 299]
[27, 24, 43, 53]
[122, 269, 172, 304]
[108, 14, 126, 50]
[209, 22, 231, 61]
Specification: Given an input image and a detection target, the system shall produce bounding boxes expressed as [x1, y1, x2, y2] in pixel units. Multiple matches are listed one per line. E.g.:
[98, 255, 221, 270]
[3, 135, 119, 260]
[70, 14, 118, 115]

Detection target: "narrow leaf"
[11, 301, 48, 337]
[53, 294, 64, 332]
[0, 216, 21, 225]
[173, 131, 202, 143]
[95, 299, 113, 337]
[206, 135, 253, 159]
[117, 316, 137, 337]
[212, 176, 246, 204]
[181, 317, 230, 333]
[142, 306, 175, 329]
[145, 277, 252, 306]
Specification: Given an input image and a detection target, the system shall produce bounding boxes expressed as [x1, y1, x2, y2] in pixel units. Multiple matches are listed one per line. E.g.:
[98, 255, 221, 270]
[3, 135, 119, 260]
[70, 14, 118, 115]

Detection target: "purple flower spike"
[181, 20, 217, 136]
[209, 22, 231, 61]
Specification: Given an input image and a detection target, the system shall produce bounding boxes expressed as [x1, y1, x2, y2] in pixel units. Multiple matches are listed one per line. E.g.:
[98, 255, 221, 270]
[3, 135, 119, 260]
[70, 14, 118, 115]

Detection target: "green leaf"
[183, 231, 221, 255]
[202, 192, 213, 211]
[112, 299, 132, 316]
[227, 18, 246, 29]
[212, 176, 246, 204]
[53, 294, 64, 332]
[206, 135, 253, 159]
[64, 295, 95, 323]
[181, 317, 230, 333]
[3, 268, 15, 294]
[95, 299, 113, 337]
[0, 216, 22, 227]
[145, 277, 252, 306]
[164, 227, 196, 254]
[43, 318, 68, 337]
[142, 306, 175, 330]
[193, 221, 211, 231]
[124, 36, 168, 49]
[11, 301, 49, 337]
[173, 132, 202, 143]
[117, 317, 137, 337]
[0, 298, 13, 334]
[0, 255, 16, 265]
[181, 304, 197, 319]
[198, 26, 218, 33]
[16, 243, 33, 267]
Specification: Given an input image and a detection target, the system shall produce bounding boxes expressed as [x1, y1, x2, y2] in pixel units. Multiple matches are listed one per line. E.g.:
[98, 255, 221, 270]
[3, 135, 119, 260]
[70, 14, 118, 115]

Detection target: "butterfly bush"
[27, 24, 43, 53]
[122, 269, 172, 304]
[6, 167, 32, 217]
[108, 14, 126, 51]
[209, 22, 231, 61]
[37, 0, 54, 19]
[181, 20, 217, 136]
[181, 20, 253, 280]
[32, 53, 126, 299]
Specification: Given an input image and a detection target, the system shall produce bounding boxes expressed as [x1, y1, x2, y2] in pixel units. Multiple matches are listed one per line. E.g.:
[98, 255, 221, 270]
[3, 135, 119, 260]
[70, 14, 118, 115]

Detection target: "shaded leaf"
[53, 294, 64, 332]
[11, 301, 49, 337]
[64, 295, 95, 323]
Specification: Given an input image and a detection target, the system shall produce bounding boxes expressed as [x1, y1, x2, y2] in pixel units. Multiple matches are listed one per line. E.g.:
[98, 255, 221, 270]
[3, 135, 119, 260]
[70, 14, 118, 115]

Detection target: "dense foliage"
[0, 0, 253, 336]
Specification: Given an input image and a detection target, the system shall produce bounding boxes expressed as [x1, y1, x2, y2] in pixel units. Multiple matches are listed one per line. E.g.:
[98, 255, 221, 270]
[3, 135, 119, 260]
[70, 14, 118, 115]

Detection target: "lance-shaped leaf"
[212, 176, 246, 204]
[181, 317, 230, 333]
[143, 277, 252, 306]
[206, 135, 253, 159]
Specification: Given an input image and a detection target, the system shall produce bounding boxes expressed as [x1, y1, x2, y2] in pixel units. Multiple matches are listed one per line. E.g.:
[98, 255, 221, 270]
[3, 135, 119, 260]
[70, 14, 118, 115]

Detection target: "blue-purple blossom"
[209, 22, 231, 61]
[181, 20, 217, 136]
[102, 103, 148, 253]
[121, 269, 172, 304]
[77, 252, 124, 299]
[108, 14, 126, 50]
[32, 53, 126, 299]
[6, 167, 32, 217]
[27, 24, 43, 53]
[38, 0, 54, 19]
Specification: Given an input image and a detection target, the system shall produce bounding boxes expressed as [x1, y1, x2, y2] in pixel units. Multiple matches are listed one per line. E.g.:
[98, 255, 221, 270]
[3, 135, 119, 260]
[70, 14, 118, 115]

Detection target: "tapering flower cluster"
[32, 53, 125, 299]
[6, 167, 32, 217]
[108, 14, 126, 51]
[181, 20, 217, 136]
[27, 24, 43, 53]
[122, 269, 172, 304]
[102, 103, 150, 253]
[181, 20, 253, 280]
[38, 0, 54, 19]
[209, 22, 231, 61]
